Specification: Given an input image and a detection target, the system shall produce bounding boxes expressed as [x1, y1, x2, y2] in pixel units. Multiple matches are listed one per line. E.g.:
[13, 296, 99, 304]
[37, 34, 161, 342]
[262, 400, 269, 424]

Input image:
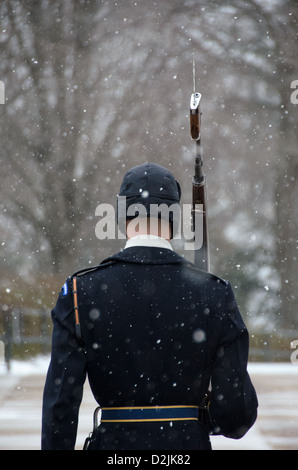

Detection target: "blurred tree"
[0, 0, 116, 274]
[0, 0, 297, 330]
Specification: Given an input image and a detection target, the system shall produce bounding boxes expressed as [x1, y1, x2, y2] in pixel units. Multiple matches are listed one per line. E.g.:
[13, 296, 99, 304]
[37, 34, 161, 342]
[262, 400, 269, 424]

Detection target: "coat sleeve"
[208, 282, 258, 439]
[41, 277, 87, 450]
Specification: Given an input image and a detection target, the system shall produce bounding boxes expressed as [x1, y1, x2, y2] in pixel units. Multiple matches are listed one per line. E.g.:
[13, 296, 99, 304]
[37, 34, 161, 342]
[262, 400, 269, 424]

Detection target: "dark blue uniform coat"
[42, 246, 258, 450]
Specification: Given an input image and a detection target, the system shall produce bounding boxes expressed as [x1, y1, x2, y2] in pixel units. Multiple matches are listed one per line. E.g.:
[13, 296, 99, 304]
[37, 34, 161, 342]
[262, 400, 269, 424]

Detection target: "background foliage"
[0, 0, 297, 346]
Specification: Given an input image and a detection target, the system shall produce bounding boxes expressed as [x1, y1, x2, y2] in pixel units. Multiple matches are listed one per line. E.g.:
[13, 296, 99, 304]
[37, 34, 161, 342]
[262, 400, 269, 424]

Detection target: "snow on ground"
[0, 358, 297, 450]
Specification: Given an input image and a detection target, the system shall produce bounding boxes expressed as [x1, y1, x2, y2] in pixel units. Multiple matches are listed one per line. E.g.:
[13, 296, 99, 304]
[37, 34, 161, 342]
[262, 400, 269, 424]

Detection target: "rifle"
[190, 57, 210, 271]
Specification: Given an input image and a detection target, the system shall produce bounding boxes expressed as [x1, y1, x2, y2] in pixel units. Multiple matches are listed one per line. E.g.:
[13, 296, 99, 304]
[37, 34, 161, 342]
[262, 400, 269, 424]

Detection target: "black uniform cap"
[117, 162, 181, 238]
[119, 162, 181, 202]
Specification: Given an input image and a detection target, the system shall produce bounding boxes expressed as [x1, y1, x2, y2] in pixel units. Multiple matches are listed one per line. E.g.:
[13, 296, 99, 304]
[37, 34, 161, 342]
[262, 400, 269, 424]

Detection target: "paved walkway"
[0, 362, 297, 450]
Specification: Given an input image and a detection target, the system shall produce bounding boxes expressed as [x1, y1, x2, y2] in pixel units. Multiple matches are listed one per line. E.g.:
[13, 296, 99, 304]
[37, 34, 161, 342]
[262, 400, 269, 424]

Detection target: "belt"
[100, 405, 200, 423]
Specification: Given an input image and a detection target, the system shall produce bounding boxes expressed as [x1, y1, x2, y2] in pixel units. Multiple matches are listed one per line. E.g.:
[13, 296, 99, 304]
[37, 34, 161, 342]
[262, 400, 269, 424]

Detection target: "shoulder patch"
[62, 281, 68, 296]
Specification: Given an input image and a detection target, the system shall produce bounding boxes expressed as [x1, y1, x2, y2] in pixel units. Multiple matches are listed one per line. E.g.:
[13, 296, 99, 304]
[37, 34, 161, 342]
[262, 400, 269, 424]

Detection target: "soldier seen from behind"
[42, 162, 258, 450]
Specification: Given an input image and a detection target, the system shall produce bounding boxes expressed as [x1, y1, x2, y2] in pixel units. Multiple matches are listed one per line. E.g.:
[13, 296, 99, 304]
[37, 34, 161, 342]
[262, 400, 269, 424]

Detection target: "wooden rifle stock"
[192, 151, 209, 271]
[190, 86, 210, 271]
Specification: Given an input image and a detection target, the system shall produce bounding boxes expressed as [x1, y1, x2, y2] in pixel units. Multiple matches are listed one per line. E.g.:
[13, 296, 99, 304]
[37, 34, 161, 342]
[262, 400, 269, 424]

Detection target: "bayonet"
[190, 56, 202, 141]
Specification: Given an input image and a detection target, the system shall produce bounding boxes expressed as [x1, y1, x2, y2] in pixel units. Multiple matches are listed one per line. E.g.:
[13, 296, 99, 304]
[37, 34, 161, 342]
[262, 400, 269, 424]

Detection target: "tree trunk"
[274, 80, 298, 330]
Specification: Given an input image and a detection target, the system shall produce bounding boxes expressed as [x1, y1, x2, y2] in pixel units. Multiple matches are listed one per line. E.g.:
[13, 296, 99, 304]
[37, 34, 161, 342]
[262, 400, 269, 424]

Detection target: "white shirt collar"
[124, 234, 173, 251]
